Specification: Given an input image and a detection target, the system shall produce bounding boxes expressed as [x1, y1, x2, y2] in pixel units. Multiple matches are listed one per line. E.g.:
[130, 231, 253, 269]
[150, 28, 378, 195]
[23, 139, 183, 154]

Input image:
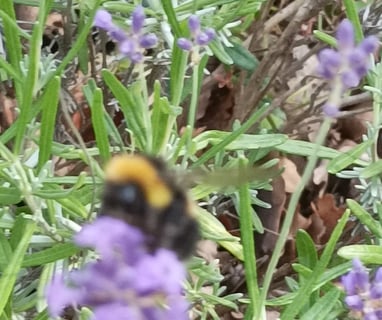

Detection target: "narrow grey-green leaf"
[0, 220, 35, 314]
[37, 76, 61, 171]
[22, 243, 78, 267]
[90, 88, 110, 163]
[347, 199, 382, 238]
[327, 140, 372, 174]
[338, 245, 382, 264]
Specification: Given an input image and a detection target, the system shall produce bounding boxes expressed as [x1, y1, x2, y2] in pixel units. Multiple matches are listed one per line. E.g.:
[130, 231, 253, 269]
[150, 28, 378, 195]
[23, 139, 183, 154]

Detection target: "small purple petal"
[93, 303, 136, 320]
[109, 28, 128, 42]
[351, 258, 370, 291]
[128, 51, 144, 63]
[139, 33, 158, 48]
[75, 217, 144, 262]
[336, 19, 355, 49]
[45, 275, 81, 317]
[359, 36, 379, 54]
[348, 48, 367, 66]
[166, 295, 189, 320]
[132, 5, 145, 34]
[177, 38, 193, 51]
[344, 294, 364, 311]
[317, 49, 341, 79]
[370, 268, 382, 298]
[364, 311, 379, 320]
[94, 9, 114, 30]
[204, 28, 216, 41]
[322, 103, 339, 117]
[341, 70, 361, 88]
[195, 32, 211, 46]
[188, 15, 200, 34]
[119, 39, 135, 55]
[133, 249, 185, 295]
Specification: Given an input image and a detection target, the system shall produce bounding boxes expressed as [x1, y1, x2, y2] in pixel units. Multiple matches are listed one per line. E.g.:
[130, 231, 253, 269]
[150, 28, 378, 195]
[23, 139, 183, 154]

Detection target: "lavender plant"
[1, 1, 381, 320]
[342, 259, 382, 319]
[46, 217, 188, 319]
[317, 19, 378, 116]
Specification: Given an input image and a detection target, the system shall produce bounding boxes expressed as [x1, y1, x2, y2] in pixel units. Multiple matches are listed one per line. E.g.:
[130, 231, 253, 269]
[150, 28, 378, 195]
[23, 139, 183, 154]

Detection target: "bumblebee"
[100, 154, 199, 259]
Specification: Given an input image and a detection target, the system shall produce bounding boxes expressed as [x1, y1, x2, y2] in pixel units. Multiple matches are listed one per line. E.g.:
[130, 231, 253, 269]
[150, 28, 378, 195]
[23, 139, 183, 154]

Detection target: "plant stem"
[238, 157, 263, 319]
[182, 64, 200, 166]
[256, 117, 332, 319]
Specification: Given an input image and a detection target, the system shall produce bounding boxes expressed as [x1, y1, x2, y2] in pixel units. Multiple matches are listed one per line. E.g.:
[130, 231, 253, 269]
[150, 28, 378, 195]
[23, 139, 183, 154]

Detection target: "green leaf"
[360, 159, 382, 179]
[161, 0, 182, 37]
[89, 88, 111, 163]
[55, 1, 101, 75]
[313, 30, 337, 47]
[296, 230, 318, 270]
[327, 140, 372, 174]
[151, 81, 171, 154]
[282, 209, 350, 320]
[196, 207, 243, 261]
[343, 0, 364, 42]
[300, 288, 341, 320]
[22, 243, 78, 267]
[225, 41, 259, 71]
[238, 158, 260, 317]
[37, 76, 61, 171]
[170, 44, 189, 106]
[14, 0, 54, 153]
[346, 199, 382, 238]
[192, 131, 287, 152]
[0, 3, 22, 96]
[276, 139, 367, 165]
[0, 187, 22, 205]
[209, 40, 234, 65]
[192, 103, 270, 167]
[338, 245, 382, 264]
[56, 197, 88, 219]
[0, 232, 12, 272]
[102, 69, 146, 149]
[0, 219, 35, 314]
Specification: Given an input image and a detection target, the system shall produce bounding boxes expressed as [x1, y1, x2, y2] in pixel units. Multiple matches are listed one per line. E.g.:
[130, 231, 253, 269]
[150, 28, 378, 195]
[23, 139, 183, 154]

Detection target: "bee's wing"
[189, 164, 283, 189]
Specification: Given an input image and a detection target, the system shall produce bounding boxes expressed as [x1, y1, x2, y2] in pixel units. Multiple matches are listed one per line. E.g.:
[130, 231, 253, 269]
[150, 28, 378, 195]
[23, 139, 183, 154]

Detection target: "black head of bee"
[100, 154, 199, 259]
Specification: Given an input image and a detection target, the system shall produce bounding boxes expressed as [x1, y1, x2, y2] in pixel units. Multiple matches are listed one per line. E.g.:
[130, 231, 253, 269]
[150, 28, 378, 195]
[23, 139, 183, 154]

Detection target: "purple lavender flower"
[177, 15, 215, 51]
[45, 217, 189, 320]
[317, 19, 379, 117]
[342, 259, 382, 319]
[94, 6, 157, 63]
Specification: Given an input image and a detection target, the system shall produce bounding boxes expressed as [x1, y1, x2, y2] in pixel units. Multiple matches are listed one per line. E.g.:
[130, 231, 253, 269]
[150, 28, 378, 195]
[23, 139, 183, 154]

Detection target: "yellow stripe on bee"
[104, 155, 172, 209]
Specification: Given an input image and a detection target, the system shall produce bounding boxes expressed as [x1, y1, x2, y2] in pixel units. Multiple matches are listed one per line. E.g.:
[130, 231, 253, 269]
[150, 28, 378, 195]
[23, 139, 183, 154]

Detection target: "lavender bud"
[177, 38, 193, 51]
[109, 28, 128, 42]
[345, 294, 364, 311]
[336, 19, 355, 49]
[119, 40, 135, 55]
[132, 5, 145, 34]
[317, 49, 341, 79]
[359, 36, 379, 54]
[188, 15, 200, 34]
[322, 103, 339, 117]
[195, 32, 211, 46]
[341, 70, 361, 88]
[204, 28, 216, 41]
[94, 9, 114, 30]
[128, 51, 144, 63]
[139, 33, 158, 48]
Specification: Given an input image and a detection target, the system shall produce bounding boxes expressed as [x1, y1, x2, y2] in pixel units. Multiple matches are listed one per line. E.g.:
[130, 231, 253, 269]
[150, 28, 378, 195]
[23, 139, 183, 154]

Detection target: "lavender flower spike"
[46, 217, 189, 320]
[177, 14, 215, 52]
[317, 19, 379, 117]
[93, 6, 158, 63]
[342, 259, 382, 319]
